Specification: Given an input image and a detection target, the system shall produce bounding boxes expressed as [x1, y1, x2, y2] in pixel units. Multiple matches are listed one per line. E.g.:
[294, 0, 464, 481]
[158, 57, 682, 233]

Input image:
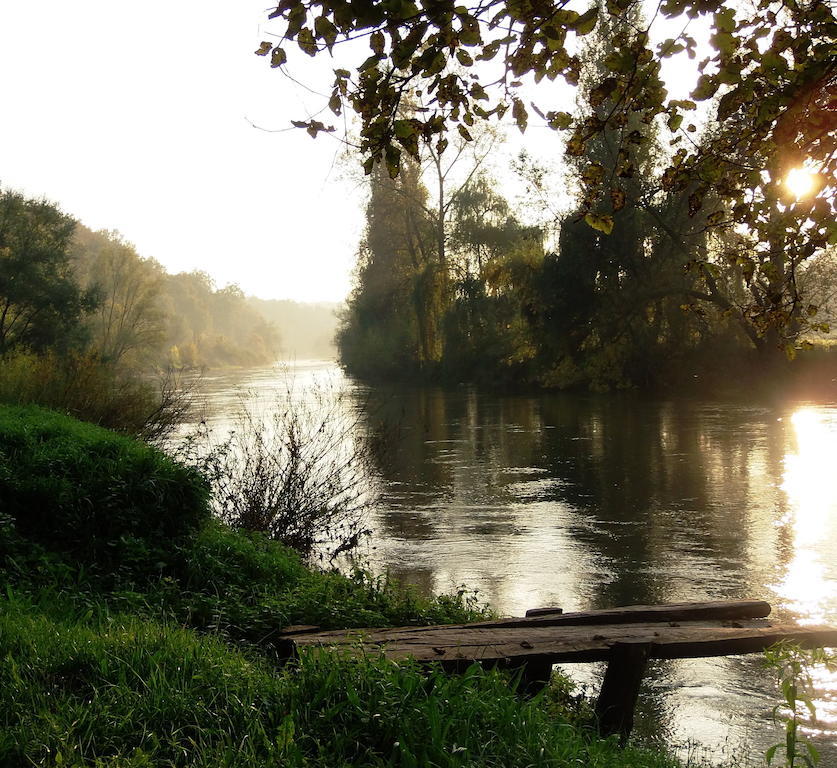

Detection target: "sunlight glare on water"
[778, 407, 837, 729]
[778, 408, 837, 625]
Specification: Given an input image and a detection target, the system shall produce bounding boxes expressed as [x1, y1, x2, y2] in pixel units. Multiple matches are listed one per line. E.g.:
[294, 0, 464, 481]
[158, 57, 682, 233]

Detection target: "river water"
[182, 359, 837, 765]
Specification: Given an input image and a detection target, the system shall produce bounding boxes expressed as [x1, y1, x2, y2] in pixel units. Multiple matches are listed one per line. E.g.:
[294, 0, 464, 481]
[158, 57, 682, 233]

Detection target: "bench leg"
[595, 642, 651, 745]
[509, 656, 553, 696]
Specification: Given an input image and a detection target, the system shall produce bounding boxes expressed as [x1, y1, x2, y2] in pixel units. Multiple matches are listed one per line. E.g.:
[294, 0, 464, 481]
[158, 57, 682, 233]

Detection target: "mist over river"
[180, 359, 837, 765]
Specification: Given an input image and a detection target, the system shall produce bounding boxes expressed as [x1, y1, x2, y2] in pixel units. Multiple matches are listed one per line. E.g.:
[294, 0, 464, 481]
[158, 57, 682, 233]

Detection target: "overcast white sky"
[0, 1, 368, 303]
[0, 2, 704, 303]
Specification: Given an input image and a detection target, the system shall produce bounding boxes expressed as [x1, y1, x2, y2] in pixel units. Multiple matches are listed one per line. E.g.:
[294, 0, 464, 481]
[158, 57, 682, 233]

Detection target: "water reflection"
[188, 362, 837, 764]
[775, 408, 837, 731]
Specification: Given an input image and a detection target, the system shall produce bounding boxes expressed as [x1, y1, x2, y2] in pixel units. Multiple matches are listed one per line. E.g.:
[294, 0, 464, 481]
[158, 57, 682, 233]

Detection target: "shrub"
[177, 377, 379, 562]
[138, 521, 489, 644]
[0, 350, 194, 443]
[0, 405, 209, 567]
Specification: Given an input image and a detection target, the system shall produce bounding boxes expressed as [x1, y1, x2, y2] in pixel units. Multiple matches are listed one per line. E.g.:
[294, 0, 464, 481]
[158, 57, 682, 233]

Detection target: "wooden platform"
[278, 600, 837, 743]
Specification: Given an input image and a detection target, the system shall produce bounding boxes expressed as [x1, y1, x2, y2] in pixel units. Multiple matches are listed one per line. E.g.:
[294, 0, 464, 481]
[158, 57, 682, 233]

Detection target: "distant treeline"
[248, 298, 338, 360]
[71, 225, 280, 369]
[0, 188, 340, 371]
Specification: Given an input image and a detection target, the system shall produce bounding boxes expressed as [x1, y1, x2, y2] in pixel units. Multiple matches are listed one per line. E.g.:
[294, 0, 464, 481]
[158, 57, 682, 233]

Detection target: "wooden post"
[509, 656, 553, 696]
[595, 642, 651, 745]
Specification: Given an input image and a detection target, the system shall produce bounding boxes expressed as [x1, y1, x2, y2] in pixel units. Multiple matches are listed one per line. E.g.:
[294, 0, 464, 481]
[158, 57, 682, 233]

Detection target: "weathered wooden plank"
[288, 621, 837, 666]
[519, 600, 772, 625]
[279, 625, 322, 636]
[281, 600, 772, 639]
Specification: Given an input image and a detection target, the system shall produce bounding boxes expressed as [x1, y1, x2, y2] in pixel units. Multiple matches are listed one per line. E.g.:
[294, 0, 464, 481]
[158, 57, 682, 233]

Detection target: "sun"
[785, 167, 817, 199]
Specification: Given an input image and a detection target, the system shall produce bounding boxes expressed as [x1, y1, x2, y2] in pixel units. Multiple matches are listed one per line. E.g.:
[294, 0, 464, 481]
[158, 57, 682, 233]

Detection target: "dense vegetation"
[265, 0, 835, 392]
[0, 404, 696, 767]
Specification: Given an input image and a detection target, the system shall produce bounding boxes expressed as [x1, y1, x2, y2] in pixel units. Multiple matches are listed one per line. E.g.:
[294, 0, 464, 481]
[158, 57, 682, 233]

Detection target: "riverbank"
[338, 343, 837, 403]
[0, 404, 699, 767]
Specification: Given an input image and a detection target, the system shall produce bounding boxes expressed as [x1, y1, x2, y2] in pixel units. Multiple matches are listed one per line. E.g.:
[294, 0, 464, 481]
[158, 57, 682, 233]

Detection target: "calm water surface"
[185, 359, 837, 765]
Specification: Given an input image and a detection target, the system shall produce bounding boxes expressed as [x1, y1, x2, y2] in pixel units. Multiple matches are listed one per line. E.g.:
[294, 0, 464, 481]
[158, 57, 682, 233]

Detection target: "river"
[180, 358, 837, 765]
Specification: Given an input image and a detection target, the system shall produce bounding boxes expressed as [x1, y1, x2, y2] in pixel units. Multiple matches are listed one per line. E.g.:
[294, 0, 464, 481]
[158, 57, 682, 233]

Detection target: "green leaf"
[270, 47, 288, 68]
[714, 8, 736, 33]
[477, 41, 501, 61]
[393, 119, 417, 139]
[385, 145, 401, 178]
[711, 31, 736, 57]
[359, 54, 382, 72]
[370, 30, 385, 56]
[547, 111, 573, 130]
[254, 41, 272, 56]
[584, 213, 614, 235]
[456, 49, 473, 66]
[328, 92, 341, 115]
[457, 124, 473, 141]
[459, 13, 481, 46]
[765, 744, 778, 765]
[315, 16, 338, 50]
[297, 27, 317, 56]
[581, 162, 605, 185]
[691, 75, 718, 101]
[573, 7, 598, 36]
[512, 98, 528, 133]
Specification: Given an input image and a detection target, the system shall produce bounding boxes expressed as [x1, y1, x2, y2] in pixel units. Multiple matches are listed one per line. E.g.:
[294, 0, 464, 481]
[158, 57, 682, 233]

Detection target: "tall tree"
[73, 227, 166, 365]
[0, 190, 97, 356]
[339, 160, 439, 375]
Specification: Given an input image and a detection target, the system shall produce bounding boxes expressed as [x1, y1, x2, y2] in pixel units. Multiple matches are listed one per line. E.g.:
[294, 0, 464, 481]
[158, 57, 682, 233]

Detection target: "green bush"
[0, 405, 209, 567]
[104, 520, 489, 644]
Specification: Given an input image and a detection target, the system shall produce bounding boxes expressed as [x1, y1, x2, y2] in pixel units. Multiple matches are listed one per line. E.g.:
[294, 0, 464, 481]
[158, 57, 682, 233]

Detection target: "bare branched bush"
[177, 378, 379, 563]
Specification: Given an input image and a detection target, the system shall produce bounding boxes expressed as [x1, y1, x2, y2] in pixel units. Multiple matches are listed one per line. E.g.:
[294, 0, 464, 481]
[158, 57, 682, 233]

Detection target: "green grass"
[0, 592, 686, 768]
[0, 404, 208, 569]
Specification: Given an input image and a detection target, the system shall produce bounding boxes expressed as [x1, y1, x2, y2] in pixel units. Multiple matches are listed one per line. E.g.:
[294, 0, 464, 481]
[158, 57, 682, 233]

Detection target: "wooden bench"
[278, 600, 837, 743]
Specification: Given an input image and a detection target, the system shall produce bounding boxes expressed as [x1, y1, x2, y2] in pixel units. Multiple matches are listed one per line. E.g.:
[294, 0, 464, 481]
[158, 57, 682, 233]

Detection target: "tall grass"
[0, 350, 194, 442]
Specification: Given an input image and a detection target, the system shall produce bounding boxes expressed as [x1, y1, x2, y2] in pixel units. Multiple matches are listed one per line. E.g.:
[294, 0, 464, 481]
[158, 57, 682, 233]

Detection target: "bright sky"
[0, 1, 364, 303]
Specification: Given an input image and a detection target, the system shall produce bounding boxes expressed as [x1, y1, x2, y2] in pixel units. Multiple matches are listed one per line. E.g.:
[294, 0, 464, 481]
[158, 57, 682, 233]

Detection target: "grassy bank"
[0, 404, 692, 767]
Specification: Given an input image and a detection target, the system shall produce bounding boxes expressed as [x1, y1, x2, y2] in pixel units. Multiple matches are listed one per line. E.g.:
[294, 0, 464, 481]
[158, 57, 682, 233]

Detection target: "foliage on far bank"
[332, 2, 836, 392]
[0, 189, 99, 357]
[71, 224, 280, 370]
[265, 0, 835, 378]
[0, 188, 287, 439]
